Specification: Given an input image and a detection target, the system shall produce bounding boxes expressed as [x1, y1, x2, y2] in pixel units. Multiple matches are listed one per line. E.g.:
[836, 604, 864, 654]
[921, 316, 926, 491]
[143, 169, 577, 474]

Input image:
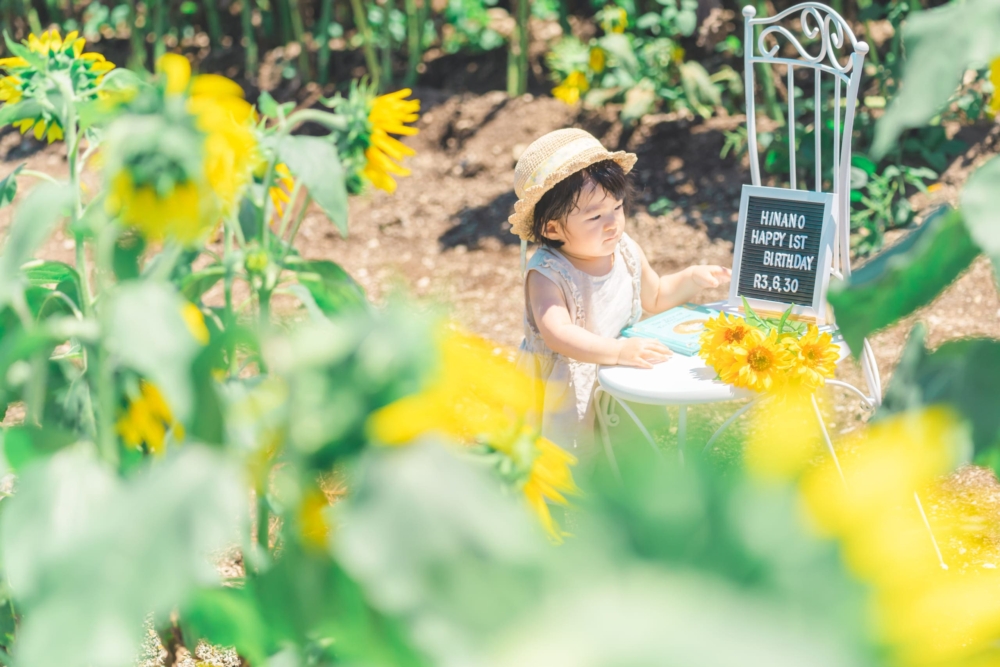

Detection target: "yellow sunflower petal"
[0, 57, 28, 69]
[156, 53, 192, 96]
[191, 73, 246, 99]
[45, 122, 63, 143]
[370, 129, 416, 161]
[181, 302, 210, 345]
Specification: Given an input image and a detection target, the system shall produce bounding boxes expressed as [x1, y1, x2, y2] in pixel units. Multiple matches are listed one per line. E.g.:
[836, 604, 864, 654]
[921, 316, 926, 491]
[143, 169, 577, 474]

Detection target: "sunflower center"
[725, 327, 747, 344]
[747, 346, 773, 371]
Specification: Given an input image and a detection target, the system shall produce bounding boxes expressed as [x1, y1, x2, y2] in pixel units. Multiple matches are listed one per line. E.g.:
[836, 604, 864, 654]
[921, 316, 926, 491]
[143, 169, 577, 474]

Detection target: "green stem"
[59, 80, 95, 317]
[21, 0, 42, 35]
[153, 0, 167, 63]
[275, 180, 303, 241]
[223, 216, 238, 376]
[95, 226, 120, 469]
[241, 0, 259, 78]
[20, 169, 59, 184]
[754, 0, 783, 125]
[404, 0, 421, 87]
[287, 0, 311, 78]
[316, 0, 334, 85]
[283, 193, 311, 255]
[507, 0, 529, 97]
[277, 0, 293, 44]
[283, 108, 348, 133]
[349, 0, 380, 89]
[126, 0, 148, 71]
[257, 288, 271, 348]
[380, 0, 395, 89]
[256, 491, 270, 553]
[145, 243, 184, 281]
[203, 0, 224, 47]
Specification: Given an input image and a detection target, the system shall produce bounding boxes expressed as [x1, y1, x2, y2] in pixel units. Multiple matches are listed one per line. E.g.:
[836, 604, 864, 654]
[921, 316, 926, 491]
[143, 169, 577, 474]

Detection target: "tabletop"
[597, 352, 754, 406]
[597, 333, 852, 406]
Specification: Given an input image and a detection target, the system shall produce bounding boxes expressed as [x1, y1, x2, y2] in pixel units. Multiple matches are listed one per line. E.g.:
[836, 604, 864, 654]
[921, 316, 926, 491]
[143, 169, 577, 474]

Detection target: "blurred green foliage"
[0, 2, 997, 666]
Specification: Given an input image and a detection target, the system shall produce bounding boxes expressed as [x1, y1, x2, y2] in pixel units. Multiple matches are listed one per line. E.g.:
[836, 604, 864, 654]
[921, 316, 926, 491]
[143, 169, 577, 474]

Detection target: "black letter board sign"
[728, 185, 835, 323]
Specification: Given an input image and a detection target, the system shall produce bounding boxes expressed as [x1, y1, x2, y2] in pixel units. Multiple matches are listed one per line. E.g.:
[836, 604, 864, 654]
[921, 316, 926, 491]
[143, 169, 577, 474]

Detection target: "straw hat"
[508, 128, 637, 242]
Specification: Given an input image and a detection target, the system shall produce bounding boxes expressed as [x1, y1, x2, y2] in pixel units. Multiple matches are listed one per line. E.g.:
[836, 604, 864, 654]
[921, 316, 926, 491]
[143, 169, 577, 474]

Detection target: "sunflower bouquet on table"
[699, 298, 840, 394]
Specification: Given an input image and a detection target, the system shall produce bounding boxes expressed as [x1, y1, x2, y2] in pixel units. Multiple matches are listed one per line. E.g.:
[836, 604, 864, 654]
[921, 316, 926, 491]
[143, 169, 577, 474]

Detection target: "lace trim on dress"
[538, 255, 587, 329]
[619, 235, 643, 326]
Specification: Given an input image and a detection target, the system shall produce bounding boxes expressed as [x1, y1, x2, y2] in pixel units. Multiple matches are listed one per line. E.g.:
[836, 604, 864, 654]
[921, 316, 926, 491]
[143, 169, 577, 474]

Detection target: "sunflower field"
[0, 0, 997, 666]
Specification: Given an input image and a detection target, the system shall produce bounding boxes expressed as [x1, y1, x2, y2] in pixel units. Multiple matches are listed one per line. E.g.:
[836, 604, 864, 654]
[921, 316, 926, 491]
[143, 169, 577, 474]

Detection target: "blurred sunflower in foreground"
[104, 53, 257, 245]
[116, 380, 183, 456]
[0, 28, 115, 143]
[752, 399, 1000, 667]
[367, 326, 580, 542]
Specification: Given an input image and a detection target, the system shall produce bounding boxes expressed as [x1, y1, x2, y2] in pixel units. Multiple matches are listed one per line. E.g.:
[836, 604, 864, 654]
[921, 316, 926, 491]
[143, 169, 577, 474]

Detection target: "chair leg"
[812, 393, 846, 486]
[914, 491, 948, 571]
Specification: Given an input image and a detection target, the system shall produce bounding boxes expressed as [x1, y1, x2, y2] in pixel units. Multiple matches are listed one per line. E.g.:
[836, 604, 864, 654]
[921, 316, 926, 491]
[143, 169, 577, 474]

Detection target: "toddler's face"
[543, 180, 624, 260]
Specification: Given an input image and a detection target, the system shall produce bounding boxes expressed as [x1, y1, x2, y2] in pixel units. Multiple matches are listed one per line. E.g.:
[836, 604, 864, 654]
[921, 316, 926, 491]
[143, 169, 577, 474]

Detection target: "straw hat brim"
[509, 149, 637, 242]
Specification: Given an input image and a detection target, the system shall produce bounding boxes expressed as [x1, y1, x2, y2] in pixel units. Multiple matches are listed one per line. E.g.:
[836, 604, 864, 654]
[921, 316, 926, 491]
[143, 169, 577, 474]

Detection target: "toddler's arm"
[528, 271, 671, 368]
[636, 245, 731, 314]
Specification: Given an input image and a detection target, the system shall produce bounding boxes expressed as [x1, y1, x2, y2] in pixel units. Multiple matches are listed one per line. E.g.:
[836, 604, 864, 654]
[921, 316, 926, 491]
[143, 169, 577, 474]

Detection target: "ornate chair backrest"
[742, 2, 869, 282]
[743, 3, 882, 405]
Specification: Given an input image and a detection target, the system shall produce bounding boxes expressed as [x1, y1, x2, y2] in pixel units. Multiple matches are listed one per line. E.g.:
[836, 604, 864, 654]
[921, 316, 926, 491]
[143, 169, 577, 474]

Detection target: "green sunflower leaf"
[0, 163, 24, 209]
[827, 207, 980, 355]
[0, 182, 74, 308]
[271, 135, 349, 237]
[285, 258, 367, 316]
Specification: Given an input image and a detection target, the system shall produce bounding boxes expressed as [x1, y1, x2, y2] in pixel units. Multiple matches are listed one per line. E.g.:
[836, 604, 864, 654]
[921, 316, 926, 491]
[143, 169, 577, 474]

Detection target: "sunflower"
[726, 329, 794, 392]
[363, 87, 419, 194]
[116, 380, 184, 455]
[798, 407, 1000, 667]
[367, 325, 580, 541]
[106, 54, 256, 245]
[552, 70, 589, 106]
[269, 163, 295, 220]
[368, 326, 539, 445]
[181, 301, 210, 345]
[589, 46, 606, 74]
[0, 29, 115, 143]
[298, 485, 333, 551]
[699, 312, 755, 377]
[989, 57, 1000, 117]
[519, 435, 581, 543]
[599, 5, 628, 34]
[786, 324, 839, 391]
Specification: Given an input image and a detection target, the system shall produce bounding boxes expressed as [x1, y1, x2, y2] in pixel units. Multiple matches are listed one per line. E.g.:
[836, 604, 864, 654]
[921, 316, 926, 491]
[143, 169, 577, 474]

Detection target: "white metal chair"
[595, 2, 883, 479]
[743, 1, 881, 406]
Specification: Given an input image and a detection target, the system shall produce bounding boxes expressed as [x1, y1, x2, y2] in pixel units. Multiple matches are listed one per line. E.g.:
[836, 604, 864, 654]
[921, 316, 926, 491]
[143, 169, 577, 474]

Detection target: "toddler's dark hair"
[531, 159, 634, 249]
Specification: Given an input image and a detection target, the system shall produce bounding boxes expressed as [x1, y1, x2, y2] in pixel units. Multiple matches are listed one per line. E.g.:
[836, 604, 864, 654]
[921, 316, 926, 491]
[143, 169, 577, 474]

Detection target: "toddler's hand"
[690, 265, 732, 289]
[616, 338, 672, 369]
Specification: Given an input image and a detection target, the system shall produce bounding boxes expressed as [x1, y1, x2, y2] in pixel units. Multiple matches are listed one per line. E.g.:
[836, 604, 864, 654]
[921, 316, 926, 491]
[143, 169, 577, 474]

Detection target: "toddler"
[511, 129, 731, 461]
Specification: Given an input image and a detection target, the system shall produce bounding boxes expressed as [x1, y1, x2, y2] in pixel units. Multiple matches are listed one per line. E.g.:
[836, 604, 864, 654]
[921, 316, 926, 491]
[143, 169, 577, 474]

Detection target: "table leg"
[677, 405, 687, 465]
[702, 397, 761, 455]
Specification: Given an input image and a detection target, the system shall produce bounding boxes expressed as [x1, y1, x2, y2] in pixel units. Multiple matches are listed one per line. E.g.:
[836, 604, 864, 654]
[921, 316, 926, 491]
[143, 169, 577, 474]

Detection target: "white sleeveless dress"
[519, 233, 643, 462]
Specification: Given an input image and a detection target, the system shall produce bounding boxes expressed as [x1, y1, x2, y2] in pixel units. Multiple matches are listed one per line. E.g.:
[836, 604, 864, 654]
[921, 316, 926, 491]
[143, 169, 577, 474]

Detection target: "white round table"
[594, 353, 756, 474]
[594, 339, 861, 478]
